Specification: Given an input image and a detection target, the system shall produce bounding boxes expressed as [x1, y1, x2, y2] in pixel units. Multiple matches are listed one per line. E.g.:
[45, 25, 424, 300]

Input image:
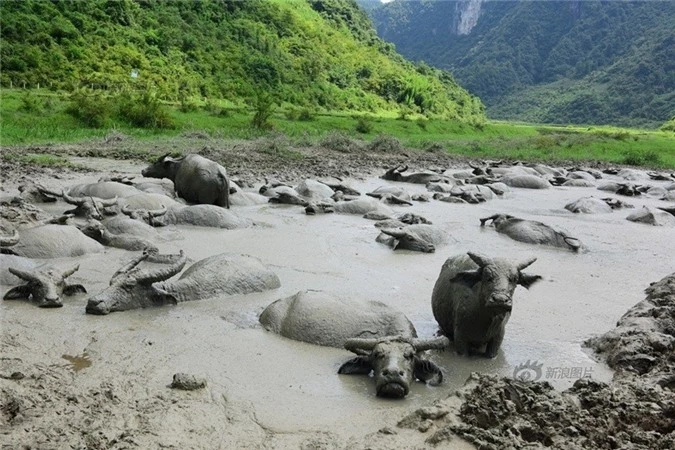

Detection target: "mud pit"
[1, 154, 674, 448]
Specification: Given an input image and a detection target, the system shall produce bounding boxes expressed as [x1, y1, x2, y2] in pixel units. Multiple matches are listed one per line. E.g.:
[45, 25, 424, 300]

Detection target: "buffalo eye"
[404, 351, 414, 360]
[373, 350, 385, 360]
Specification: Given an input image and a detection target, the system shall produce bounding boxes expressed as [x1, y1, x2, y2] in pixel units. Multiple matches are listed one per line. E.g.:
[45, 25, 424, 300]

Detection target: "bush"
[320, 131, 362, 153]
[659, 118, 675, 132]
[298, 108, 314, 121]
[118, 90, 175, 129]
[179, 95, 200, 113]
[251, 92, 275, 129]
[368, 134, 402, 153]
[416, 117, 428, 130]
[622, 150, 661, 167]
[19, 92, 43, 113]
[355, 116, 373, 133]
[66, 89, 113, 128]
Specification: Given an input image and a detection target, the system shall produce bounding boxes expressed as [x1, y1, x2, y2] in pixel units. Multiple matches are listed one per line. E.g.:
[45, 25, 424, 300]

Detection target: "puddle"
[61, 353, 92, 372]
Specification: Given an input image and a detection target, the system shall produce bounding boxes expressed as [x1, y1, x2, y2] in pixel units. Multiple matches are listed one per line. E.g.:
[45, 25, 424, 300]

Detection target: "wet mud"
[1, 151, 674, 448]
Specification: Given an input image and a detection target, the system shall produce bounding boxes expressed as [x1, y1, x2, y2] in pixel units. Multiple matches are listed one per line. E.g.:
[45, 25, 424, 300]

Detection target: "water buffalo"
[431, 252, 541, 357]
[86, 251, 280, 314]
[381, 165, 447, 184]
[480, 214, 582, 252]
[305, 197, 394, 217]
[338, 335, 449, 398]
[151, 204, 254, 229]
[142, 154, 230, 208]
[260, 290, 448, 398]
[79, 220, 158, 252]
[259, 290, 417, 347]
[500, 174, 550, 189]
[376, 224, 450, 253]
[55, 181, 141, 199]
[626, 206, 675, 226]
[9, 224, 104, 258]
[3, 264, 85, 308]
[565, 197, 613, 214]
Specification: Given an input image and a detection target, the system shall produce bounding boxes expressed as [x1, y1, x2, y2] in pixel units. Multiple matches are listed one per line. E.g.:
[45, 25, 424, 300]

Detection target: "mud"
[1, 140, 674, 448]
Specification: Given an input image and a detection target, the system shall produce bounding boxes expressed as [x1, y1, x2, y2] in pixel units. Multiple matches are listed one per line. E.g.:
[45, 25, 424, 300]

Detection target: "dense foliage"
[368, 0, 674, 127]
[0, 0, 484, 122]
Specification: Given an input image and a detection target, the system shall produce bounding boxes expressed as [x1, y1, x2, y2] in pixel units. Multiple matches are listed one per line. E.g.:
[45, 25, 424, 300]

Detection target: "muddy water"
[1, 160, 674, 440]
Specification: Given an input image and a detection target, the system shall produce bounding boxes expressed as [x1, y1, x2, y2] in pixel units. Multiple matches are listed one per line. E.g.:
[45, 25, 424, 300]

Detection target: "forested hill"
[0, 0, 484, 122]
[367, 0, 674, 127]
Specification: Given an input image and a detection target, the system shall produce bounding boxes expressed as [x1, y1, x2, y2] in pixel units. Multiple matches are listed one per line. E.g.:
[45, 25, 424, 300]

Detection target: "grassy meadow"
[1, 89, 674, 169]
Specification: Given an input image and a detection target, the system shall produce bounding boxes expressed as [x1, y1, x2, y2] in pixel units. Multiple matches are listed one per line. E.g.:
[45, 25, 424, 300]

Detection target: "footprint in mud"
[61, 352, 92, 372]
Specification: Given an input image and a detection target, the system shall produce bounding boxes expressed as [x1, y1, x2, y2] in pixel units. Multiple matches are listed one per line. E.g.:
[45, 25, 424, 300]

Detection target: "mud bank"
[1, 151, 674, 448]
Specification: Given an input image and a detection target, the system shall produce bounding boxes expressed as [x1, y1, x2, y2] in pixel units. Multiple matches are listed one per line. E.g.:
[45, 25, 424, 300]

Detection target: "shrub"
[368, 134, 402, 153]
[355, 116, 373, 134]
[416, 117, 428, 130]
[621, 150, 661, 167]
[251, 92, 275, 129]
[19, 92, 43, 113]
[118, 90, 175, 129]
[320, 131, 362, 153]
[179, 95, 200, 113]
[298, 108, 314, 121]
[66, 89, 113, 128]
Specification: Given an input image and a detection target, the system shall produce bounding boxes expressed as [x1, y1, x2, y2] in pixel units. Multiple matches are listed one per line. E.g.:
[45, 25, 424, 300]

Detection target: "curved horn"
[479, 215, 499, 226]
[61, 264, 80, 279]
[111, 252, 150, 282]
[37, 186, 64, 198]
[380, 227, 407, 239]
[149, 204, 167, 217]
[99, 196, 119, 207]
[0, 229, 20, 247]
[467, 252, 493, 267]
[517, 257, 537, 271]
[344, 338, 380, 353]
[8, 267, 39, 283]
[156, 152, 172, 162]
[121, 204, 135, 216]
[412, 336, 450, 352]
[62, 191, 86, 205]
[134, 250, 187, 284]
[400, 165, 409, 173]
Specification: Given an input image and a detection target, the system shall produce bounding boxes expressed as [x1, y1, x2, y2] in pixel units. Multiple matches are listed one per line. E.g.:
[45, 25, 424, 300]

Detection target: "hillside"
[367, 0, 675, 127]
[0, 0, 484, 122]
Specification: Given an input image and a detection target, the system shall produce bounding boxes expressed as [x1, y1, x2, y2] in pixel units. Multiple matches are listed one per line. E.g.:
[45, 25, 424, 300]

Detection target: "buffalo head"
[141, 154, 183, 180]
[454, 252, 541, 313]
[3, 264, 86, 308]
[86, 250, 187, 315]
[338, 336, 449, 398]
[62, 192, 118, 220]
[380, 165, 408, 181]
[305, 201, 335, 215]
[379, 227, 435, 253]
[120, 204, 167, 226]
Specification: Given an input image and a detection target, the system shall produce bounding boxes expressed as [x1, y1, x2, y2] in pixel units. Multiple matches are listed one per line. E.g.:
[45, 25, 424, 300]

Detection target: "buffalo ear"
[338, 356, 372, 375]
[519, 273, 542, 289]
[64, 284, 87, 296]
[452, 270, 482, 286]
[414, 357, 443, 385]
[3, 285, 32, 300]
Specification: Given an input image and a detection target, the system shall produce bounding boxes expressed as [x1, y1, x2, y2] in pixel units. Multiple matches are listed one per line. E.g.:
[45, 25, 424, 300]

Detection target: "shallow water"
[1, 160, 674, 438]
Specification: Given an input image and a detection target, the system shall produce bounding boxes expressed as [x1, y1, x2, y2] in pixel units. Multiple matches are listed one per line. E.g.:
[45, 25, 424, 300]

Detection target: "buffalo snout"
[86, 298, 110, 315]
[486, 292, 513, 312]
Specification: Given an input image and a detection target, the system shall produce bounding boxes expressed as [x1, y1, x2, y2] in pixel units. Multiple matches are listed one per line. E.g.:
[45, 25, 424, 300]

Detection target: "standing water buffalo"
[431, 252, 541, 357]
[480, 214, 582, 252]
[142, 154, 230, 208]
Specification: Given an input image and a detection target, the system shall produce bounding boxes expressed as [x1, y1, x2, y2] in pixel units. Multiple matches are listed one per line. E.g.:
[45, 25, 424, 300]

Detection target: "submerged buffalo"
[480, 214, 582, 252]
[87, 251, 280, 314]
[381, 165, 446, 184]
[142, 154, 230, 208]
[260, 290, 449, 398]
[376, 224, 450, 253]
[3, 264, 85, 308]
[431, 252, 541, 357]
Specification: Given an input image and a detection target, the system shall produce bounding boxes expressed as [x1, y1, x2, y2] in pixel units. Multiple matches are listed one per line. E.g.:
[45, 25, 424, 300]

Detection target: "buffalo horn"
[37, 186, 64, 198]
[134, 250, 187, 284]
[100, 196, 119, 207]
[61, 264, 80, 279]
[380, 227, 407, 239]
[479, 214, 499, 226]
[517, 257, 538, 271]
[8, 267, 39, 283]
[467, 252, 493, 267]
[412, 336, 450, 352]
[149, 205, 167, 217]
[0, 229, 20, 247]
[344, 338, 380, 353]
[62, 192, 86, 205]
[111, 252, 150, 281]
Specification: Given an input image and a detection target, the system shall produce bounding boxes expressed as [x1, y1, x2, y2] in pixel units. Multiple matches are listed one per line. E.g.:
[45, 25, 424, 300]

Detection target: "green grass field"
[2, 89, 674, 168]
